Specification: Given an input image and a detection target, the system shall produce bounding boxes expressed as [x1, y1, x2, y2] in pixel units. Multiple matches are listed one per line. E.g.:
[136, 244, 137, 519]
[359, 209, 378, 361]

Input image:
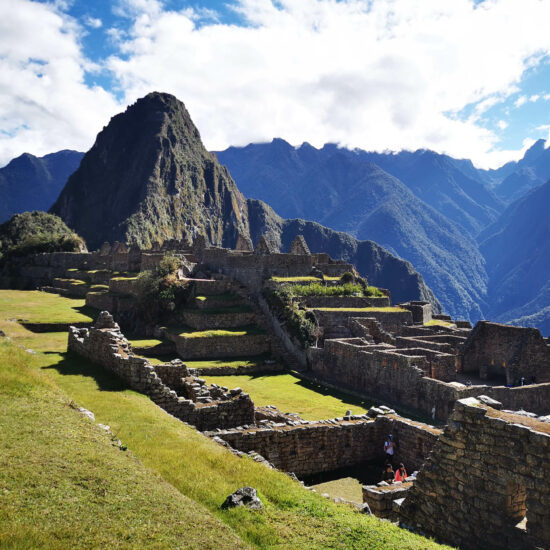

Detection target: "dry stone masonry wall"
[399, 397, 550, 550]
[68, 312, 255, 431]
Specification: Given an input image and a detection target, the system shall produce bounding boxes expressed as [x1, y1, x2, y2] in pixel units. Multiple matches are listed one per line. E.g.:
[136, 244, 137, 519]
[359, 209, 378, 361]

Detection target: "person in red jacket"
[394, 463, 407, 482]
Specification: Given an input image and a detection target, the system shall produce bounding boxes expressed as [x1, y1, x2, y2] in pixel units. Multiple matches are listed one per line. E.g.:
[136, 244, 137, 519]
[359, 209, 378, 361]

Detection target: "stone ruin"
[461, 321, 550, 385]
[399, 396, 550, 550]
[254, 235, 278, 255]
[68, 312, 255, 431]
[289, 235, 311, 255]
[235, 233, 253, 252]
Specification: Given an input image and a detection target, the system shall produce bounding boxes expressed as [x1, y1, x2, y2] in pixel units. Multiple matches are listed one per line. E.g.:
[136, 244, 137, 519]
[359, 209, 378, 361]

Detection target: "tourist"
[381, 463, 394, 483]
[395, 463, 407, 482]
[466, 378, 472, 387]
[521, 376, 525, 386]
[384, 434, 395, 464]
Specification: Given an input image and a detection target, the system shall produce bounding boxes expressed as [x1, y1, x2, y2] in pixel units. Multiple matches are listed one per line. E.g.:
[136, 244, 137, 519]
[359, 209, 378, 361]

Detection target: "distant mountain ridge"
[0, 150, 83, 222]
[216, 139, 489, 320]
[478, 178, 550, 333]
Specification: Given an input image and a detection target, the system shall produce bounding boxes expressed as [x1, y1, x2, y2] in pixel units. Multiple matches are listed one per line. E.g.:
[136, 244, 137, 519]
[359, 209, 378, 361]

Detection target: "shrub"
[134, 255, 189, 322]
[0, 211, 85, 265]
[263, 287, 318, 348]
[340, 271, 355, 284]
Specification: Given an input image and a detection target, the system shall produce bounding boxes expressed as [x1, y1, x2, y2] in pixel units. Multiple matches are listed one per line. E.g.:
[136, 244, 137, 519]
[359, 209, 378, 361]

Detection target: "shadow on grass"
[20, 321, 91, 333]
[42, 351, 128, 392]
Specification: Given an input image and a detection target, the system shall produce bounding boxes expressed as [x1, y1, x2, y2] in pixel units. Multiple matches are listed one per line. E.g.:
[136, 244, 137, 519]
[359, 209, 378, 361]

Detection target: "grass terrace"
[183, 304, 252, 314]
[290, 282, 385, 298]
[0, 289, 450, 549]
[167, 325, 266, 338]
[203, 373, 372, 420]
[424, 319, 456, 328]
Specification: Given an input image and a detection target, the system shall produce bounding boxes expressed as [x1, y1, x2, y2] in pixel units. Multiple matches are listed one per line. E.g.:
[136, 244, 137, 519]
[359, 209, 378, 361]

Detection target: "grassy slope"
[203, 373, 372, 420]
[0, 340, 247, 550]
[0, 290, 451, 550]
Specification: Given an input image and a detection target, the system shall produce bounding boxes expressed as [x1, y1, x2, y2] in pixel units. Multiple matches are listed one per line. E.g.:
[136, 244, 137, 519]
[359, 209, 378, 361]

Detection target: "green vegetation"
[0, 290, 450, 549]
[0, 339, 244, 549]
[311, 478, 363, 504]
[263, 287, 318, 348]
[424, 319, 455, 328]
[129, 338, 166, 348]
[203, 373, 372, 420]
[172, 325, 265, 339]
[270, 276, 321, 282]
[0, 290, 95, 325]
[0, 211, 85, 263]
[290, 282, 385, 298]
[110, 275, 138, 282]
[134, 253, 190, 322]
[313, 307, 406, 312]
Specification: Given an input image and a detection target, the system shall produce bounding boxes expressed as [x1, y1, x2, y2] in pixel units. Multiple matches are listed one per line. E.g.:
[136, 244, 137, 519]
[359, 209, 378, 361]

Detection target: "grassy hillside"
[0, 339, 246, 549]
[0, 290, 451, 549]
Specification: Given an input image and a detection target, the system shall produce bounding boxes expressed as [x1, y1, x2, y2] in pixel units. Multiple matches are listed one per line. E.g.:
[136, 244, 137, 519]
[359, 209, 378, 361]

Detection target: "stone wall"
[313, 309, 413, 337]
[301, 296, 391, 309]
[179, 310, 256, 330]
[461, 321, 550, 384]
[399, 397, 550, 550]
[208, 413, 440, 477]
[308, 339, 550, 422]
[166, 332, 271, 359]
[68, 312, 255, 431]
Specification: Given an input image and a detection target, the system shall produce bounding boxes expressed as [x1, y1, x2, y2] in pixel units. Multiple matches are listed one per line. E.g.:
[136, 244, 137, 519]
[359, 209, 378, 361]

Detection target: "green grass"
[311, 477, 363, 504]
[0, 339, 247, 549]
[171, 325, 265, 338]
[203, 373, 372, 420]
[0, 290, 451, 549]
[270, 276, 321, 282]
[129, 338, 166, 348]
[0, 290, 96, 325]
[110, 276, 138, 282]
[90, 284, 109, 290]
[290, 282, 386, 298]
[424, 319, 455, 327]
[313, 306, 406, 312]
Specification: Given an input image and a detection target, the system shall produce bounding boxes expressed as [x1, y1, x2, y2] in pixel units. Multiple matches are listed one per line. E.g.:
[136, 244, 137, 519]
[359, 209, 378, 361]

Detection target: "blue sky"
[2, 0, 550, 168]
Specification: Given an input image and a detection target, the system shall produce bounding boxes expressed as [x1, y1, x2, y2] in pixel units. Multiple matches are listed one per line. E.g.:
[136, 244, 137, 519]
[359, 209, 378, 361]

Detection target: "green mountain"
[478, 179, 550, 334]
[0, 150, 83, 222]
[217, 140, 487, 320]
[50, 92, 249, 250]
[247, 199, 440, 307]
[358, 149, 504, 236]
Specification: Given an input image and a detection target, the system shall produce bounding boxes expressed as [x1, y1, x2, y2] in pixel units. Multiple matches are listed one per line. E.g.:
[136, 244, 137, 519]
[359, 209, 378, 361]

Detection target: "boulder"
[222, 487, 263, 510]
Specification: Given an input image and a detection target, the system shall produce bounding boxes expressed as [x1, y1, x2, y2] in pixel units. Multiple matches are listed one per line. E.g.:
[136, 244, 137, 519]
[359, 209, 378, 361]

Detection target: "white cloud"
[497, 120, 508, 130]
[4, 0, 550, 169]
[105, 0, 550, 168]
[0, 0, 120, 166]
[84, 16, 102, 29]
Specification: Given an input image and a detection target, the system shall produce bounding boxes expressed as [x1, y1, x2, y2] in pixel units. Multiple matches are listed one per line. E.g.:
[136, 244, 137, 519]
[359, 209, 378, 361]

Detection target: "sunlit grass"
[203, 373, 372, 420]
[0, 290, 451, 550]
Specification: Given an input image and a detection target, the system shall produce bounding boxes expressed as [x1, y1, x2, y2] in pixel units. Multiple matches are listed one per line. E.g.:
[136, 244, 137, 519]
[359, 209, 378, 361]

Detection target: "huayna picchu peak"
[50, 92, 250, 250]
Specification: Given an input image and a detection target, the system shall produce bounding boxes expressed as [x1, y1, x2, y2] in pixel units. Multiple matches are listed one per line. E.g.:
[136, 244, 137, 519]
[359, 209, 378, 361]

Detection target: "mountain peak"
[522, 138, 547, 164]
[50, 92, 249, 249]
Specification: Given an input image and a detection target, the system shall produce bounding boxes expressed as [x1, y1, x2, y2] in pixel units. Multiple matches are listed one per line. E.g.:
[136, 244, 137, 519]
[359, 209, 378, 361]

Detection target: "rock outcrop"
[51, 92, 249, 250]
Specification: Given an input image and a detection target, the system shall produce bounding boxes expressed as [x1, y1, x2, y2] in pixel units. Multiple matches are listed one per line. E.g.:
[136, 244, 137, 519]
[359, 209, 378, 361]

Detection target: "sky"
[2, 0, 550, 168]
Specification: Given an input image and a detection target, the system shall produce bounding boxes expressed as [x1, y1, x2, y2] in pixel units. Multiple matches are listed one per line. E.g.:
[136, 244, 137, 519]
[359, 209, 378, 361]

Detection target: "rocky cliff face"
[51, 92, 249, 250]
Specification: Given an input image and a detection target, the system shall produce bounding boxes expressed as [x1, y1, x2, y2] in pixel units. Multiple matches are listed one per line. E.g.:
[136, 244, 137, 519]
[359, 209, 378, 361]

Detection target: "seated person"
[381, 463, 394, 483]
[394, 463, 407, 482]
